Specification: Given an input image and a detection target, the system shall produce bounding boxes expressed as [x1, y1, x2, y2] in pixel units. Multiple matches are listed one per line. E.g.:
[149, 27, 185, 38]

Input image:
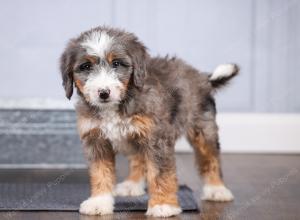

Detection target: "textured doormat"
[0, 183, 198, 212]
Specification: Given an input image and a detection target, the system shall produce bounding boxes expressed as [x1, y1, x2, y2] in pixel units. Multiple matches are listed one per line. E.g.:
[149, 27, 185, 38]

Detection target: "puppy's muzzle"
[98, 88, 110, 101]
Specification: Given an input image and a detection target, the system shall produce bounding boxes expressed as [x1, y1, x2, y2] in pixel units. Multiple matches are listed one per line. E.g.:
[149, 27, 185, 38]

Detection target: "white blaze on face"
[83, 69, 123, 106]
[80, 30, 123, 107]
[80, 31, 113, 57]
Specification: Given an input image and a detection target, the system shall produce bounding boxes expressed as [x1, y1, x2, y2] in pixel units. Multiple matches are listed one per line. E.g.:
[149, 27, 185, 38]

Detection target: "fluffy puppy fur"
[60, 26, 238, 217]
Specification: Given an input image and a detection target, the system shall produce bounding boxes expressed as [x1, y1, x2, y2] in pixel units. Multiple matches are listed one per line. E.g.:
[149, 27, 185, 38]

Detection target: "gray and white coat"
[60, 26, 238, 217]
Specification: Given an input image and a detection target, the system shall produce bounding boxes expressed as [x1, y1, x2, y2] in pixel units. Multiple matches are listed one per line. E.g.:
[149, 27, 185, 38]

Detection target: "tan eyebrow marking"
[106, 52, 117, 64]
[84, 55, 99, 64]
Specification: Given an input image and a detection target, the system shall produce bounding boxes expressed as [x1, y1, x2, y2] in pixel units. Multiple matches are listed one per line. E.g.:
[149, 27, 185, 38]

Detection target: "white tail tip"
[210, 64, 237, 81]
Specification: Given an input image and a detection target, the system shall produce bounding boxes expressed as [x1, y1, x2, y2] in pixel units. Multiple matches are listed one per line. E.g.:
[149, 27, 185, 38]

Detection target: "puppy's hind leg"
[145, 136, 182, 217]
[187, 119, 234, 202]
[114, 153, 146, 196]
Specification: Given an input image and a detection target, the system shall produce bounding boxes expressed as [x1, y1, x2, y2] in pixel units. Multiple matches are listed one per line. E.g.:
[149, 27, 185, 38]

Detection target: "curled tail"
[209, 63, 239, 89]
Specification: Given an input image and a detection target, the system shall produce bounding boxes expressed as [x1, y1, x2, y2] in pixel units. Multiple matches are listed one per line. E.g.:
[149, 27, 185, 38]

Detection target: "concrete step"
[0, 109, 85, 166]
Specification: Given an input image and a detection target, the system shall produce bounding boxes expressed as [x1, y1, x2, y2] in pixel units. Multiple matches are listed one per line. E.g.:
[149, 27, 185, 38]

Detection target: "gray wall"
[0, 0, 299, 112]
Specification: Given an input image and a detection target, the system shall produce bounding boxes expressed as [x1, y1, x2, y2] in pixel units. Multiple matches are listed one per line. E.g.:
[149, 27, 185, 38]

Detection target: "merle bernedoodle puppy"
[60, 26, 238, 217]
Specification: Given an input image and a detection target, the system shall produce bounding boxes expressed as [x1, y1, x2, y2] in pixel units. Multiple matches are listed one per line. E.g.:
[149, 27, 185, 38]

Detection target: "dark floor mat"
[0, 183, 198, 211]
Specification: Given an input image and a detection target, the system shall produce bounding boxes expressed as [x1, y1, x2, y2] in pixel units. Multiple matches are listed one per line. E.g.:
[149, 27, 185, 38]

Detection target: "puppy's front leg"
[145, 141, 182, 217]
[79, 129, 115, 216]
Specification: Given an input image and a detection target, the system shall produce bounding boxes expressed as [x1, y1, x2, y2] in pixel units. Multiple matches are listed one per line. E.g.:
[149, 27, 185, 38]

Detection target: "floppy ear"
[60, 46, 75, 99]
[131, 42, 148, 89]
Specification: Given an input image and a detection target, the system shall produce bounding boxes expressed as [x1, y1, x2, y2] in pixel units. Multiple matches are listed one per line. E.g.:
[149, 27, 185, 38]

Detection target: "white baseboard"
[175, 113, 300, 153]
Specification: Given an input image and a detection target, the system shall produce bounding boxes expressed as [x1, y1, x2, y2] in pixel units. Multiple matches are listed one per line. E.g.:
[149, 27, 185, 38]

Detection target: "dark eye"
[112, 60, 121, 68]
[79, 62, 92, 71]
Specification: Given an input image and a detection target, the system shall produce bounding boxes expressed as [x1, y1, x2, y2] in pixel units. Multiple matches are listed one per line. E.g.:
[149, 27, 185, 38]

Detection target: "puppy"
[60, 26, 238, 217]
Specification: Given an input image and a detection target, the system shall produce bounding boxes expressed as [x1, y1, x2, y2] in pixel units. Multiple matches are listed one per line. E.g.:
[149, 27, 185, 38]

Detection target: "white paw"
[202, 184, 234, 202]
[114, 179, 145, 196]
[79, 193, 114, 215]
[146, 204, 182, 217]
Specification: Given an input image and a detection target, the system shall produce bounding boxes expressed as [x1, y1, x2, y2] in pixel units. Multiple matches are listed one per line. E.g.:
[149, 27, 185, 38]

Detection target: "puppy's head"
[60, 27, 148, 108]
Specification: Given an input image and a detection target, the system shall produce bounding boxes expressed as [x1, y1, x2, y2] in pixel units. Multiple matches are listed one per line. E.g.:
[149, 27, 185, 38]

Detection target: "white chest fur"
[101, 111, 143, 153]
[78, 110, 138, 153]
[100, 111, 131, 151]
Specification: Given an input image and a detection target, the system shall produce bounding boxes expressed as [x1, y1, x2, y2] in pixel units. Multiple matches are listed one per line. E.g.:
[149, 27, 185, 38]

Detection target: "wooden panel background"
[0, 0, 299, 112]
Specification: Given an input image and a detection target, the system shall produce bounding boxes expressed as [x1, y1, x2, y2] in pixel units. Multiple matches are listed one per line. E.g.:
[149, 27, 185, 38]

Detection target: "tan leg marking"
[89, 159, 115, 196]
[187, 129, 223, 186]
[145, 158, 182, 217]
[80, 148, 116, 215]
[146, 159, 179, 207]
[187, 129, 234, 201]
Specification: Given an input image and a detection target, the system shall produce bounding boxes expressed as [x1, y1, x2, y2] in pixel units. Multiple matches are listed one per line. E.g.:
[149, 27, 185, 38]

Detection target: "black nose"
[98, 89, 110, 100]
